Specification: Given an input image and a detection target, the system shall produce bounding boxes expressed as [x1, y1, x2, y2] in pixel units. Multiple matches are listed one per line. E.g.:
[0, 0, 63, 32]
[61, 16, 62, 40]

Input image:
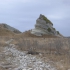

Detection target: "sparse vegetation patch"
[47, 28, 51, 32]
[42, 15, 53, 25]
[57, 31, 60, 34]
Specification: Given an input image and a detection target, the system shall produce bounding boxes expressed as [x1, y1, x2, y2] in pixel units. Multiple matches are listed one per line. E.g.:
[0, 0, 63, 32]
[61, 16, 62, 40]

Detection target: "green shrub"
[47, 28, 51, 32]
[42, 15, 53, 26]
[53, 28, 55, 30]
[57, 31, 60, 34]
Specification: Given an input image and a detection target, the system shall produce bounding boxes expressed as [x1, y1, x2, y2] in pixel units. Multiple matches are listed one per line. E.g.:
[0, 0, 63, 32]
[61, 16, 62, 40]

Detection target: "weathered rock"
[31, 14, 61, 37]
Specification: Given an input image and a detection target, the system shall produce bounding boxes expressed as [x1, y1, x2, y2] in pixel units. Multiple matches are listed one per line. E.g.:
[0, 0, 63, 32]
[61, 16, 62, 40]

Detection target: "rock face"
[0, 23, 21, 34]
[31, 14, 61, 36]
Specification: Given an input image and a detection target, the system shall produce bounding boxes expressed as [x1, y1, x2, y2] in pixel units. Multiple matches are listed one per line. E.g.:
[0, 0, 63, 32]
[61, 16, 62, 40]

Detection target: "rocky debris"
[3, 47, 56, 70]
[0, 23, 21, 34]
[5, 39, 13, 44]
[31, 14, 61, 37]
[0, 41, 56, 70]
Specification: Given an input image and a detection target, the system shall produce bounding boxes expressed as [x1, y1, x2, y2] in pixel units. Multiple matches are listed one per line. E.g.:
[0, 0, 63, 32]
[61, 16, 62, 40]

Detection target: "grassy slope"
[0, 37, 70, 70]
[0, 27, 15, 36]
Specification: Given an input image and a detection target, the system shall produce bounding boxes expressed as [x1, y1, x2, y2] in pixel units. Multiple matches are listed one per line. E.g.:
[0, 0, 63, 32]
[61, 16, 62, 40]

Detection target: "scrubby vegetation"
[11, 37, 70, 55]
[57, 31, 60, 34]
[47, 28, 51, 32]
[0, 37, 70, 70]
[42, 15, 53, 25]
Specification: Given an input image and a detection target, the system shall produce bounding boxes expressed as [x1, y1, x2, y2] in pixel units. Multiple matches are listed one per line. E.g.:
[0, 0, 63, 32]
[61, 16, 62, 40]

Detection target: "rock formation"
[31, 14, 61, 37]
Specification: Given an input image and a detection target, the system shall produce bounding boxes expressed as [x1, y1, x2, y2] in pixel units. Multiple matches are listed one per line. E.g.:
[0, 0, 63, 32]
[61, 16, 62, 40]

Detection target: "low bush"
[42, 15, 53, 25]
[27, 51, 39, 55]
[57, 31, 60, 34]
[47, 28, 51, 32]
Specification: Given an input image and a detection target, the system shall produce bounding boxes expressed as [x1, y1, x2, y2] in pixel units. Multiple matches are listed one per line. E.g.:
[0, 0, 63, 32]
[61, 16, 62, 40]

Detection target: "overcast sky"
[0, 0, 70, 36]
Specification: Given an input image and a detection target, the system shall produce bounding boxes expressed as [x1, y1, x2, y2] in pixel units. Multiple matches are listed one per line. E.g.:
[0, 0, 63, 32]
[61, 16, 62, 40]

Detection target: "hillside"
[0, 37, 70, 70]
[22, 30, 58, 38]
[0, 15, 70, 70]
[0, 23, 21, 34]
[0, 27, 15, 36]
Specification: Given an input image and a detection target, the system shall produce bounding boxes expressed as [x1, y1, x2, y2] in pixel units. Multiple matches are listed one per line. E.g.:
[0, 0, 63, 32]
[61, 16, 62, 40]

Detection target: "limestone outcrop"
[31, 14, 61, 37]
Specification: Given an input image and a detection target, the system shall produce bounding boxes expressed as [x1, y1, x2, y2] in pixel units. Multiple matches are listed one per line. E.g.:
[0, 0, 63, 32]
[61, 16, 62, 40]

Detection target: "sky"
[0, 0, 70, 36]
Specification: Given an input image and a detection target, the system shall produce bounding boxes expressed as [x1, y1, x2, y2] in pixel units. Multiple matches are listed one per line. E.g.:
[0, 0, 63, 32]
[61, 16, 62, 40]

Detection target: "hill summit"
[0, 23, 21, 34]
[31, 14, 62, 37]
[0, 23, 21, 36]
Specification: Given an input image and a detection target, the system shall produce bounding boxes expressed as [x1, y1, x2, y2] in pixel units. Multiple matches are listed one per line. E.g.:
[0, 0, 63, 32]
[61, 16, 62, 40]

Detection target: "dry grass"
[0, 27, 15, 37]
[40, 54, 70, 70]
[0, 36, 70, 70]
[11, 37, 70, 54]
[21, 30, 59, 38]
